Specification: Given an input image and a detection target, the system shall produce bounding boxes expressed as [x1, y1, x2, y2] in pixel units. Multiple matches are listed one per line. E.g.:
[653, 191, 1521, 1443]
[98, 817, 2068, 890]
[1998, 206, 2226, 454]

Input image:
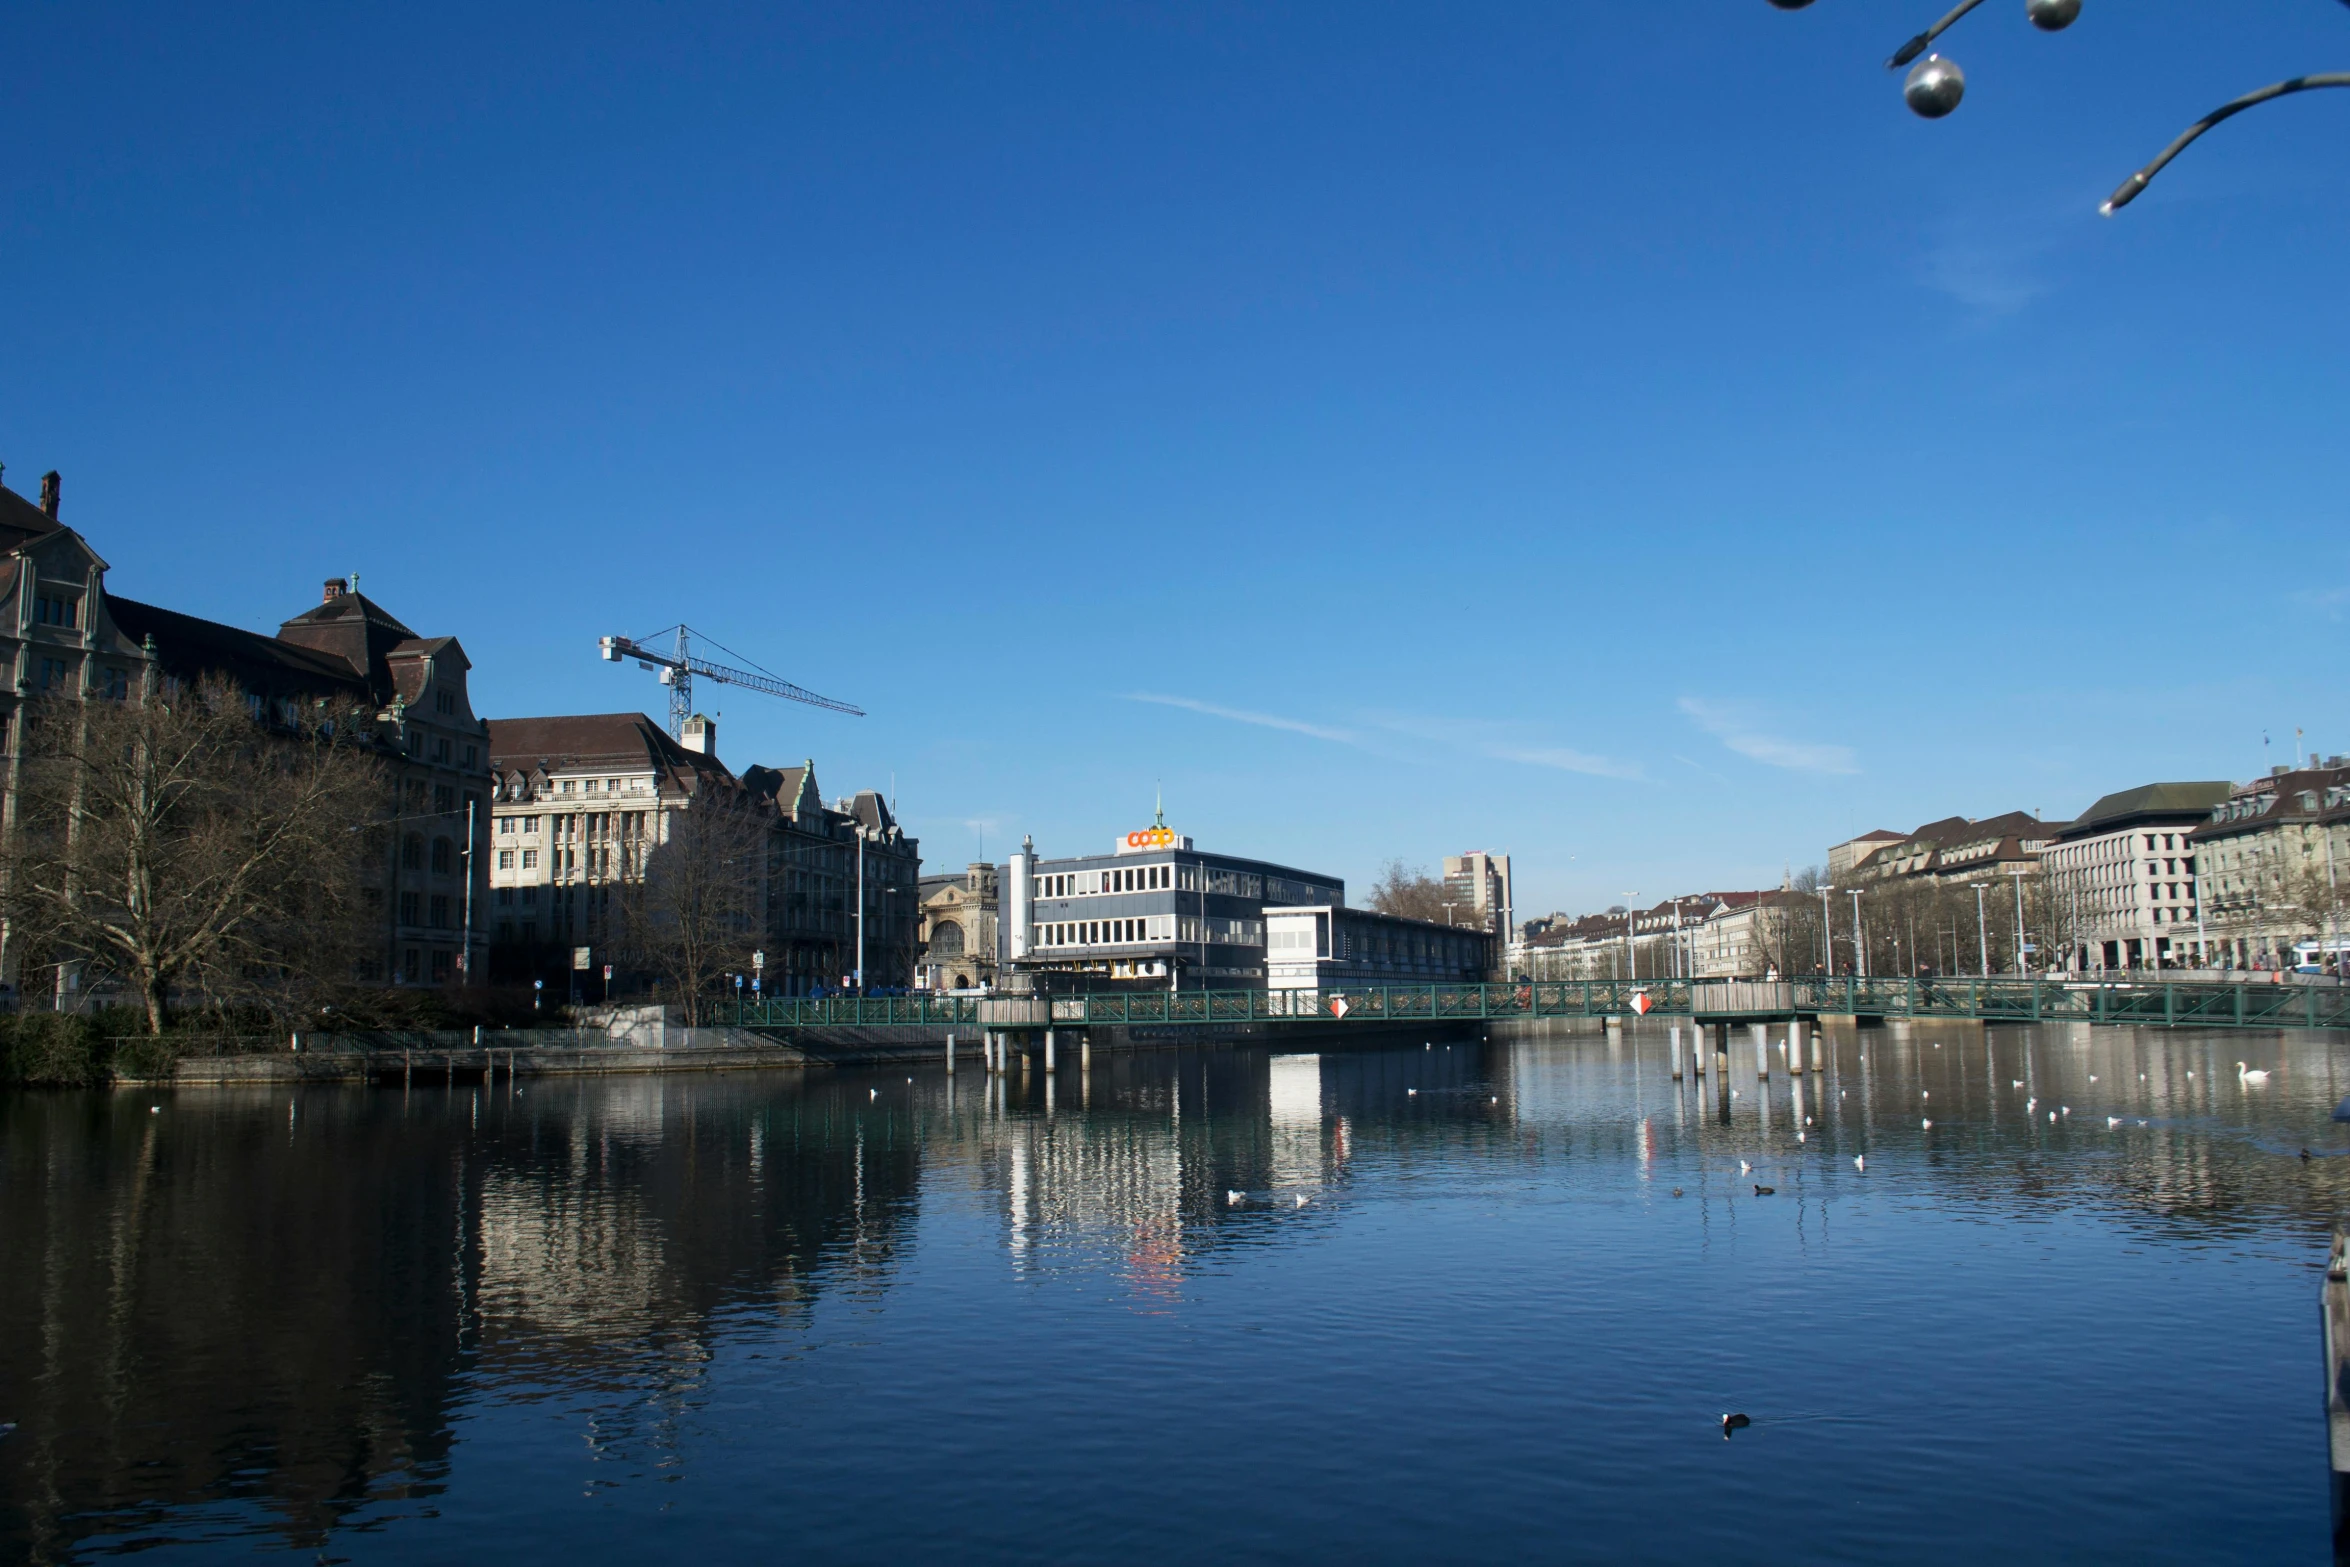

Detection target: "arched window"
[930, 920, 965, 957]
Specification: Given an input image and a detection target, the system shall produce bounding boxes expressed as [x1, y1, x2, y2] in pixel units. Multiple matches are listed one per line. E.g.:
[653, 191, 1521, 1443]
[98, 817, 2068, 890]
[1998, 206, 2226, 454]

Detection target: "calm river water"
[6, 1021, 2350, 1563]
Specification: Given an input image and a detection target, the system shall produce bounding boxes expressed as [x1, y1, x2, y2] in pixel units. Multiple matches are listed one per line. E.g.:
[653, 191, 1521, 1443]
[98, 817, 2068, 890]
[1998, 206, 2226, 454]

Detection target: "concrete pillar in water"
[1751, 1022, 1769, 1079]
[1713, 1022, 1729, 1081]
[946, 1032, 956, 1072]
[1670, 1024, 1684, 1079]
[1081, 1034, 1092, 1070]
[1045, 1029, 1057, 1072]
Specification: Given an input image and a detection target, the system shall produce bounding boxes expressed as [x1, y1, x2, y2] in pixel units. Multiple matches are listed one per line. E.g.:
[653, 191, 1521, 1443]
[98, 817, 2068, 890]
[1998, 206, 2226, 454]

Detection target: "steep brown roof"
[276, 591, 418, 695]
[106, 595, 374, 701]
[488, 712, 735, 796]
[0, 481, 64, 551]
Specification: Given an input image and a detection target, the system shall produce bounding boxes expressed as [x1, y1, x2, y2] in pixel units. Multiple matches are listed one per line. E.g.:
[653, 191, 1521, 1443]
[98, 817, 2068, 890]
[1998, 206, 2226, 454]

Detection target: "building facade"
[487, 713, 921, 997]
[0, 471, 491, 991]
[1264, 904, 1491, 990]
[2041, 781, 2231, 972]
[2192, 762, 2350, 971]
[918, 863, 999, 991]
[1005, 819, 1343, 989]
[1443, 851, 1513, 936]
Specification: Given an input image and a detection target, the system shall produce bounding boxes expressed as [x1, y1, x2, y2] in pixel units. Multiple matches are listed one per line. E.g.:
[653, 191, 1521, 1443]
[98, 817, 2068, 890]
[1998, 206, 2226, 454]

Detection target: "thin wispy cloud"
[1368, 712, 1642, 781]
[1679, 698, 1857, 776]
[1921, 238, 2047, 317]
[1124, 693, 1360, 744]
[1483, 745, 1644, 781]
[1124, 694, 1642, 780]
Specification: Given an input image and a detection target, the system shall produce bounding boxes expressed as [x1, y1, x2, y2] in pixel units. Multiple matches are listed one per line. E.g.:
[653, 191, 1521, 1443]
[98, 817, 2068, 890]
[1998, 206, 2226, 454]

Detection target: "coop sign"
[1115, 825, 1191, 855]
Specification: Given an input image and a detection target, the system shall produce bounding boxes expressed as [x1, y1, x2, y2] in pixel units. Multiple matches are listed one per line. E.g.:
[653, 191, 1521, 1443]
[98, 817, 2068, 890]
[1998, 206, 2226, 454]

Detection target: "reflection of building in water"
[1268, 1053, 1325, 1189]
[973, 1054, 1349, 1284]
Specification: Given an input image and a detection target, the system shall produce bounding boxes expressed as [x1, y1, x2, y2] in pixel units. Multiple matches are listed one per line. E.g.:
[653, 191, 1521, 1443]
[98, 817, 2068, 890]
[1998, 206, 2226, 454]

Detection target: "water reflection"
[4, 1021, 2349, 1562]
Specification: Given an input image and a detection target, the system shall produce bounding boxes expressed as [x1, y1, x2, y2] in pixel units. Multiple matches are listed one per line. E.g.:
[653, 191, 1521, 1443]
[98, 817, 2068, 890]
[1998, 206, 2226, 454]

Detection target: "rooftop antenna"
[1154, 781, 1165, 829]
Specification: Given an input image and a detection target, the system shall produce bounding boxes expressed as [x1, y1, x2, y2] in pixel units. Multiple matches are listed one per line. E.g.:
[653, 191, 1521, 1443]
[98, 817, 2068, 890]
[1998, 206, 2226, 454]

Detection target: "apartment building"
[2191, 762, 2350, 970]
[2041, 781, 2231, 971]
[486, 713, 920, 996]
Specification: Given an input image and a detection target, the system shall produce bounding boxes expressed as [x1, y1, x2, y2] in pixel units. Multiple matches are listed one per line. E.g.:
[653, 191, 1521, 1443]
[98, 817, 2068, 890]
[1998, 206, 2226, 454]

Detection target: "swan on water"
[1227, 1190, 1244, 1205]
[1853, 1154, 1865, 1170]
[2238, 1062, 2271, 1084]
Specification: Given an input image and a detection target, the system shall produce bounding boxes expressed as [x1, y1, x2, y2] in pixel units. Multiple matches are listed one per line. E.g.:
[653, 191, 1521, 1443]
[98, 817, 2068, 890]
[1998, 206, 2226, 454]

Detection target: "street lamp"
[1819, 884, 1836, 975]
[1974, 882, 1990, 978]
[1769, 1, 2350, 212]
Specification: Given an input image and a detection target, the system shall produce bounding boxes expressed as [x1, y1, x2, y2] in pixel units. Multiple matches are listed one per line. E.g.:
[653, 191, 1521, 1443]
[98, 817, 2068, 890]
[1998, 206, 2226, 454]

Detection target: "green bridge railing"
[732, 977, 2350, 1033]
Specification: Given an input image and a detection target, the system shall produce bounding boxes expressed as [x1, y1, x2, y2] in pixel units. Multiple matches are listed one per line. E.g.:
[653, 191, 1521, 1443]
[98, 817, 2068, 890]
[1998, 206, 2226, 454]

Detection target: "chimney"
[322, 578, 348, 603]
[680, 713, 716, 757]
[39, 470, 60, 519]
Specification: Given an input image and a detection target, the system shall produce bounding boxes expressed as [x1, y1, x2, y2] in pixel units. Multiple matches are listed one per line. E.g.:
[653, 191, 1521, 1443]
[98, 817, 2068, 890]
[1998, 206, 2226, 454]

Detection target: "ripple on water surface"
[2, 1021, 2345, 1563]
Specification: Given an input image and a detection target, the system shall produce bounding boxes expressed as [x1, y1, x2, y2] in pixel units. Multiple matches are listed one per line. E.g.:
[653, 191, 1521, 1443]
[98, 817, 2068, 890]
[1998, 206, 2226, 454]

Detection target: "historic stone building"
[917, 863, 999, 991]
[486, 712, 921, 998]
[2191, 762, 2350, 971]
[0, 468, 491, 993]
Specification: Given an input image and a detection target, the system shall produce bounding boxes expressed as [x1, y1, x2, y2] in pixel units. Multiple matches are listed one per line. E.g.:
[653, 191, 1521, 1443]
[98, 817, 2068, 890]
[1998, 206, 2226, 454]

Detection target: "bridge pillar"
[1670, 1025, 1683, 1079]
[1045, 1029, 1057, 1072]
[1752, 1022, 1769, 1079]
[946, 1032, 956, 1072]
[1081, 1034, 1092, 1071]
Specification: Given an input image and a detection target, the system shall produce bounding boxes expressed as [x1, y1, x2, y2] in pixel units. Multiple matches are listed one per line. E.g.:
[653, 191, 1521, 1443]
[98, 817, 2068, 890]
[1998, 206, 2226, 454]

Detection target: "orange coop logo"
[1125, 827, 1179, 850]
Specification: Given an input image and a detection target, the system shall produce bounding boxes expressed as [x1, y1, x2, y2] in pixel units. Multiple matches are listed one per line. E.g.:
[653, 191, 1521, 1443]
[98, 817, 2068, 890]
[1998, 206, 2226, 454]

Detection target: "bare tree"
[618, 791, 766, 1025]
[1367, 859, 1465, 926]
[5, 679, 386, 1033]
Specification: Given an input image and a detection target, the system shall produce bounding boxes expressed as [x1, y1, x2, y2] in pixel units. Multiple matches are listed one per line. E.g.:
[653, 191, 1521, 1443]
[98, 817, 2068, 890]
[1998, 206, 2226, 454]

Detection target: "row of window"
[32, 591, 79, 628]
[496, 811, 649, 838]
[1040, 916, 1175, 947]
[395, 891, 455, 929]
[1035, 914, 1266, 948]
[1031, 864, 1326, 901]
[500, 776, 650, 800]
[1037, 864, 1174, 898]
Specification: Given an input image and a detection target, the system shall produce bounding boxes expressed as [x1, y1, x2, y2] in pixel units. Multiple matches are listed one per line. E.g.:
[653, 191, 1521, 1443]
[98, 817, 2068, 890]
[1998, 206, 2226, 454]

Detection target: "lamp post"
[2011, 868, 2028, 976]
[1819, 884, 1836, 975]
[1767, 0, 2350, 214]
[1974, 883, 1990, 978]
[1849, 889, 1866, 979]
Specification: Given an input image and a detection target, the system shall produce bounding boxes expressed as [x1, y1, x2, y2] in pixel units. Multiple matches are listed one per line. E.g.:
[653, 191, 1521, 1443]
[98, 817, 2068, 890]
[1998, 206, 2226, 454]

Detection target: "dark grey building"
[1005, 818, 1342, 989]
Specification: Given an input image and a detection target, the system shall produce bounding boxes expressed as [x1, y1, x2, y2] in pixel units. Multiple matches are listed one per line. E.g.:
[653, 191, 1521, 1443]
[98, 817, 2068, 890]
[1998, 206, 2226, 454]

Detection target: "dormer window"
[33, 592, 79, 628]
[435, 691, 455, 716]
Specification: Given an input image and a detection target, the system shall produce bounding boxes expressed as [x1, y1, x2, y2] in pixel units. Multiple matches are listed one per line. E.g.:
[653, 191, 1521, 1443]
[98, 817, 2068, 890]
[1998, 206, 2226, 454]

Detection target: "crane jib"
[598, 628, 865, 736]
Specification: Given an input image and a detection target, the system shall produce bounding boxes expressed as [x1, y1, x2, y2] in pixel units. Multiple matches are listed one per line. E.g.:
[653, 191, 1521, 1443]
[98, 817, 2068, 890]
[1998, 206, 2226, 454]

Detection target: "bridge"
[736, 976, 2350, 1036]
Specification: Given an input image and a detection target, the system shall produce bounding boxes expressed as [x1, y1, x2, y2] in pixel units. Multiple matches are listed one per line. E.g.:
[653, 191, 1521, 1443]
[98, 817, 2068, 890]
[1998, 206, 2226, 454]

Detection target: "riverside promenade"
[110, 975, 2350, 1088]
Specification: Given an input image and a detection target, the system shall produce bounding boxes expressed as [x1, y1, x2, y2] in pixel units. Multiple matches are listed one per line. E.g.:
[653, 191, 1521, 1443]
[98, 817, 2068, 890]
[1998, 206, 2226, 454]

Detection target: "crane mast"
[599, 626, 865, 737]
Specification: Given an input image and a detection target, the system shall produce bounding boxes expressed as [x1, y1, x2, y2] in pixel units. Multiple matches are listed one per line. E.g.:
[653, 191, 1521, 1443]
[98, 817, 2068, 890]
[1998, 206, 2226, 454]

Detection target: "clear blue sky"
[6, 2, 2346, 919]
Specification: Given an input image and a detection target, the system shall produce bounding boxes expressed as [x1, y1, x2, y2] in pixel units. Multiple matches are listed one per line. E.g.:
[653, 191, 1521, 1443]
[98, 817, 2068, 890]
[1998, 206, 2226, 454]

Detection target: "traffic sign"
[1329, 995, 1350, 1019]
[1631, 991, 1652, 1015]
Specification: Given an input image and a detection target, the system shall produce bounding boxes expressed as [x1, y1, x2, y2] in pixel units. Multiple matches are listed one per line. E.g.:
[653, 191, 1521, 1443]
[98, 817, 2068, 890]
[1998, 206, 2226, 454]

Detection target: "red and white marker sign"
[1329, 995, 1350, 1019]
[1631, 991, 1652, 1016]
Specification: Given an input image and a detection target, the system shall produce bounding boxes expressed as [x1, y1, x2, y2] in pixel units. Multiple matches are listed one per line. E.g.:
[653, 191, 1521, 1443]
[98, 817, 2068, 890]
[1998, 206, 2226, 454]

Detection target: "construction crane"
[598, 625, 865, 738]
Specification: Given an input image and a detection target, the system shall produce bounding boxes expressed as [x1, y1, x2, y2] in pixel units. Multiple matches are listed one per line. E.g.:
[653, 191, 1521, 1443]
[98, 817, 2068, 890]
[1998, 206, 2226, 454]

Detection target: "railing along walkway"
[735, 976, 2350, 1033]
